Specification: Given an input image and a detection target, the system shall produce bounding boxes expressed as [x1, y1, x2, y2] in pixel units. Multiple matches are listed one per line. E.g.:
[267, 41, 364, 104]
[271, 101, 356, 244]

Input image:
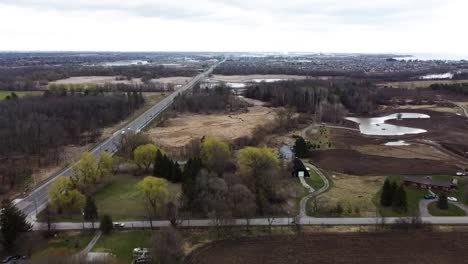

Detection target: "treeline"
[0, 65, 197, 90]
[49, 82, 176, 93]
[244, 79, 378, 120]
[174, 85, 249, 113]
[430, 83, 468, 95]
[214, 60, 456, 82]
[0, 91, 144, 192]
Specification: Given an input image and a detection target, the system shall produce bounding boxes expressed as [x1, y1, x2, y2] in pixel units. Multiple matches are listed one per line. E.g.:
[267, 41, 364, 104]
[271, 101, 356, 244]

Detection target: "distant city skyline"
[0, 0, 467, 55]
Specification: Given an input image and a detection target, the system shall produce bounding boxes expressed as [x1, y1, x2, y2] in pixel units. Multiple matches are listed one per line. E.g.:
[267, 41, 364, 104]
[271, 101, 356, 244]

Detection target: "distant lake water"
[226, 78, 287, 88]
[394, 53, 468, 61]
[345, 113, 430, 136]
[420, 72, 454, 80]
[102, 60, 149, 66]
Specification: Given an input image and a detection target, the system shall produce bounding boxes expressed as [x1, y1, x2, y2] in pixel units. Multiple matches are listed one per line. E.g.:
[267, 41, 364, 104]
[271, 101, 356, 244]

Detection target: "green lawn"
[374, 176, 428, 217]
[428, 202, 467, 216]
[0, 90, 43, 99]
[32, 231, 95, 258]
[94, 175, 147, 220]
[92, 230, 152, 262]
[39, 175, 181, 222]
[304, 167, 325, 190]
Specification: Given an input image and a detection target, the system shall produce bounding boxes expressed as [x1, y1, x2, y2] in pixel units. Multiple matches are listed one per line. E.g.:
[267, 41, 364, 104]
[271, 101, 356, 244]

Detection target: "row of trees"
[430, 83, 468, 95]
[380, 179, 408, 213]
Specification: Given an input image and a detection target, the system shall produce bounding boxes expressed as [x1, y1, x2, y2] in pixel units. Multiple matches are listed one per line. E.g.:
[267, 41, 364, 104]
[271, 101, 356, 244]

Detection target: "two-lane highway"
[15, 60, 224, 219]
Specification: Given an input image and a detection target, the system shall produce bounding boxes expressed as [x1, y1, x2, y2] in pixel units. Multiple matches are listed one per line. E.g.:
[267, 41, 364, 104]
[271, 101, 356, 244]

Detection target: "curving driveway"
[298, 162, 330, 217]
[419, 199, 468, 217]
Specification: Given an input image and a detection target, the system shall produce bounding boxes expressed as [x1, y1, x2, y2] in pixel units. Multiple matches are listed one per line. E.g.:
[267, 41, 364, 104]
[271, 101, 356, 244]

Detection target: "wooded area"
[174, 85, 249, 113]
[0, 91, 144, 193]
[244, 79, 377, 121]
[0, 65, 197, 90]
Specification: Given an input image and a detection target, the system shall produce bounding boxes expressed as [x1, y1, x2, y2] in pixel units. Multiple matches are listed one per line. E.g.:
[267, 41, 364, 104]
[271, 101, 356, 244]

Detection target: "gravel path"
[298, 162, 330, 217]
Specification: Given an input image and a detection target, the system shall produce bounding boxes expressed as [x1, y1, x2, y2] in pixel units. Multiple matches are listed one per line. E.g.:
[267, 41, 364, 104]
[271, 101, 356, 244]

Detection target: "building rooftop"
[403, 176, 453, 188]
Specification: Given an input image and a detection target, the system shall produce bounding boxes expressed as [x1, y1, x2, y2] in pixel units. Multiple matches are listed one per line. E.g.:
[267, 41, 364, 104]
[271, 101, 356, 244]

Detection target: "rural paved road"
[15, 59, 225, 220]
[298, 163, 330, 217]
[33, 215, 468, 231]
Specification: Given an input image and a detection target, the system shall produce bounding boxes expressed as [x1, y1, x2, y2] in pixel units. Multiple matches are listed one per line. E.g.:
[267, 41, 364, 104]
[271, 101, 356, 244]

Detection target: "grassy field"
[32, 231, 95, 258]
[0, 90, 43, 99]
[39, 174, 181, 222]
[92, 230, 152, 262]
[303, 163, 325, 190]
[428, 202, 466, 216]
[382, 79, 468, 89]
[307, 173, 383, 217]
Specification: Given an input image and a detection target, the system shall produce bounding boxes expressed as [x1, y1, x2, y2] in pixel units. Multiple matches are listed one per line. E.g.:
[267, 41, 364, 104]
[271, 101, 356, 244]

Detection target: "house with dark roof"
[403, 176, 455, 192]
[292, 158, 310, 177]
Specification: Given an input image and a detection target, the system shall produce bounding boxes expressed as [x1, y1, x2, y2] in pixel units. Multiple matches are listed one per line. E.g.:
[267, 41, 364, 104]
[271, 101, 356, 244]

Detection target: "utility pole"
[81, 209, 85, 230]
[32, 174, 38, 218]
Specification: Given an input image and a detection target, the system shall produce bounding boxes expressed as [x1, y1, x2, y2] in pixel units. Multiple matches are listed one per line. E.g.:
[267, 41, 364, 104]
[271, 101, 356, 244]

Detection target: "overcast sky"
[0, 0, 467, 54]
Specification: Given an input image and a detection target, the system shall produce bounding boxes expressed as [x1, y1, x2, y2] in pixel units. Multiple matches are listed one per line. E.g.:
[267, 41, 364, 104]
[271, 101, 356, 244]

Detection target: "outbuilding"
[292, 158, 310, 177]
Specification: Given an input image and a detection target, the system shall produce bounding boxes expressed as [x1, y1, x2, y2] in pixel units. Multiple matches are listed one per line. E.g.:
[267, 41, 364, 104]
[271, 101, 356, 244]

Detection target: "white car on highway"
[448, 197, 458, 202]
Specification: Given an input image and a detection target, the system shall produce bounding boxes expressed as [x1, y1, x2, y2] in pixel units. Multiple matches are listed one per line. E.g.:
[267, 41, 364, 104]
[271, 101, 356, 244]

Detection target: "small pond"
[384, 140, 411, 146]
[345, 113, 430, 136]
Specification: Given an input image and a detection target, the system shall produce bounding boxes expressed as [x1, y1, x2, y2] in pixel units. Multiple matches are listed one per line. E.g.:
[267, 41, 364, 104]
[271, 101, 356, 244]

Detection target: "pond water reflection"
[345, 113, 430, 136]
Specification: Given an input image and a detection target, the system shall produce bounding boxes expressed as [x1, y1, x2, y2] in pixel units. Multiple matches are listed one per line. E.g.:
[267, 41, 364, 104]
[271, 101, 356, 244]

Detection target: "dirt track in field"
[185, 232, 468, 264]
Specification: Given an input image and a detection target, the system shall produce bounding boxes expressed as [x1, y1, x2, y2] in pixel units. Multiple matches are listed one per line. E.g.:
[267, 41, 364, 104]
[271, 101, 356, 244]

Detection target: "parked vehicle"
[456, 172, 467, 176]
[448, 197, 458, 202]
[424, 194, 437, 200]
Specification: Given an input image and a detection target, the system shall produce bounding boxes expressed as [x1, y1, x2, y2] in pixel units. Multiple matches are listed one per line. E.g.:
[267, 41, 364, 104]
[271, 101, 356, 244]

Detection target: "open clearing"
[51, 76, 143, 85]
[51, 76, 194, 87]
[310, 149, 457, 175]
[308, 173, 383, 217]
[151, 76, 193, 85]
[93, 230, 151, 263]
[185, 232, 468, 264]
[351, 143, 451, 161]
[0, 90, 43, 99]
[211, 74, 309, 82]
[94, 175, 181, 221]
[381, 79, 468, 89]
[32, 231, 95, 258]
[148, 99, 276, 148]
[38, 174, 182, 222]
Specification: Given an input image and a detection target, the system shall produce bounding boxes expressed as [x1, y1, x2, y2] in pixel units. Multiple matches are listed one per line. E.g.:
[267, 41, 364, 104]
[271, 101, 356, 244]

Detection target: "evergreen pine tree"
[0, 199, 32, 251]
[293, 137, 309, 158]
[100, 214, 113, 235]
[392, 185, 408, 212]
[438, 193, 449, 210]
[153, 149, 163, 176]
[83, 196, 98, 223]
[380, 179, 393, 207]
[182, 158, 203, 207]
